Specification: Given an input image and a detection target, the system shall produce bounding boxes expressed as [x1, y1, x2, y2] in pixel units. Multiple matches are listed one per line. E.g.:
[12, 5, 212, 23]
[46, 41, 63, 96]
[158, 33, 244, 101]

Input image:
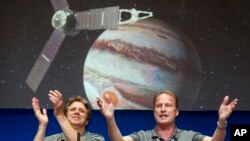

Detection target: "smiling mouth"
[72, 117, 81, 120]
[159, 115, 168, 118]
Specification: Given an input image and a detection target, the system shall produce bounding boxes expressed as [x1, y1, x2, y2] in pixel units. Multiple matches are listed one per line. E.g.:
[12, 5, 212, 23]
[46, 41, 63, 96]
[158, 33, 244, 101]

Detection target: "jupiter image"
[83, 18, 202, 110]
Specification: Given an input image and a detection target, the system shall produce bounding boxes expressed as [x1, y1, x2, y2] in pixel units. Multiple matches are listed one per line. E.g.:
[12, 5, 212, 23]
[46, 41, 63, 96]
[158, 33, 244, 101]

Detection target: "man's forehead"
[155, 94, 175, 103]
[68, 101, 85, 108]
[156, 93, 174, 99]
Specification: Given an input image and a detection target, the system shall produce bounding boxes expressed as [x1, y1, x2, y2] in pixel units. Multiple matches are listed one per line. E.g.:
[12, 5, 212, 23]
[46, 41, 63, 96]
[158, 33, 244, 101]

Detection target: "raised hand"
[48, 90, 64, 117]
[32, 97, 48, 126]
[218, 95, 238, 122]
[96, 94, 115, 121]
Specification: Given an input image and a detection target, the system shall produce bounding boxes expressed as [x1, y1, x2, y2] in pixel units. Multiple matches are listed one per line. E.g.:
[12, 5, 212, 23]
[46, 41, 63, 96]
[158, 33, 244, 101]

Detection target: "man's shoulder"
[177, 128, 201, 134]
[85, 131, 105, 140]
[176, 128, 206, 141]
[45, 132, 105, 141]
[45, 133, 62, 141]
[137, 129, 155, 133]
[86, 131, 104, 136]
[128, 129, 155, 136]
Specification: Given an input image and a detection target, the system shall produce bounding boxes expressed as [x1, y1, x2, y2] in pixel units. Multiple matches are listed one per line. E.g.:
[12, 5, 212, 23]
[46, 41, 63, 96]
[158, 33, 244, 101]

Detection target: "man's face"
[66, 101, 89, 128]
[153, 94, 179, 125]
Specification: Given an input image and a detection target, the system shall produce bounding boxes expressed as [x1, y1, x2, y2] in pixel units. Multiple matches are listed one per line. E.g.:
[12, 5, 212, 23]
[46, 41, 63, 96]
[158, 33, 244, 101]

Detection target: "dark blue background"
[1, 109, 249, 141]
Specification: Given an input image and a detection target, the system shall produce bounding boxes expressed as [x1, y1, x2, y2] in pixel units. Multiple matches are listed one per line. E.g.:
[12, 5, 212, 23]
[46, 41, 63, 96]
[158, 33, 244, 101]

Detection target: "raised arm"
[203, 95, 238, 141]
[97, 94, 133, 141]
[48, 90, 82, 141]
[32, 97, 48, 141]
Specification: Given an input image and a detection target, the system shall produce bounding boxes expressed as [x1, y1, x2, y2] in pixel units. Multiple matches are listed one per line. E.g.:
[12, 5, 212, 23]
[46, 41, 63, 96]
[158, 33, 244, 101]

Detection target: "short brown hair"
[153, 90, 179, 109]
[64, 96, 92, 121]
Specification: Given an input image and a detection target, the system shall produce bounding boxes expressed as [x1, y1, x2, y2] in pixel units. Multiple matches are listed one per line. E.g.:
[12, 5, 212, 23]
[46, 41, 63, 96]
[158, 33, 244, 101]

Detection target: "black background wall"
[1, 0, 250, 110]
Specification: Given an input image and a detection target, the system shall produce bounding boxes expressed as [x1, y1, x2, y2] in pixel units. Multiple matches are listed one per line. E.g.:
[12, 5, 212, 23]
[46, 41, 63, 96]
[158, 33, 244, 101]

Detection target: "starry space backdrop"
[0, 0, 249, 110]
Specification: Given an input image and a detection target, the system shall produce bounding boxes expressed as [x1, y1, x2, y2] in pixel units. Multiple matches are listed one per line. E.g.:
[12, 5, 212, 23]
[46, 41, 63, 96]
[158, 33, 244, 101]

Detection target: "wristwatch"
[217, 121, 227, 130]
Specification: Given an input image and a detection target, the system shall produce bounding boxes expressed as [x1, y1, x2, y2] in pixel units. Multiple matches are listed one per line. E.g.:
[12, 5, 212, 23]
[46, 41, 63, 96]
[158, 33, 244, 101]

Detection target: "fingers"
[32, 97, 47, 118]
[49, 90, 62, 98]
[42, 108, 47, 116]
[48, 90, 63, 104]
[32, 97, 39, 104]
[223, 96, 238, 109]
[32, 97, 38, 106]
[229, 98, 238, 110]
[219, 96, 238, 120]
[103, 93, 112, 104]
[32, 97, 40, 111]
[222, 95, 229, 106]
[96, 97, 103, 108]
[96, 94, 113, 108]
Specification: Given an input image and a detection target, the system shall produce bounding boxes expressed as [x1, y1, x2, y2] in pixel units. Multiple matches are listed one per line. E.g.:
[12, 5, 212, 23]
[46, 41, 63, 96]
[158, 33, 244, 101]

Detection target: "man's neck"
[72, 125, 85, 134]
[156, 123, 176, 141]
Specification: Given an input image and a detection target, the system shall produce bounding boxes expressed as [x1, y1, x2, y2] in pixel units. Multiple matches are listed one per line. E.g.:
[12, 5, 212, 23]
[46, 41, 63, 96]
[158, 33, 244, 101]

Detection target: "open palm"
[97, 94, 115, 121]
[218, 96, 238, 121]
[32, 97, 48, 125]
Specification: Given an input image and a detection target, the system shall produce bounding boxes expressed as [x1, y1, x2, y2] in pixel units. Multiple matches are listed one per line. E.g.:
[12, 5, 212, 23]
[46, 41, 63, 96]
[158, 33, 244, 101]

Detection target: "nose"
[75, 109, 80, 114]
[160, 105, 167, 112]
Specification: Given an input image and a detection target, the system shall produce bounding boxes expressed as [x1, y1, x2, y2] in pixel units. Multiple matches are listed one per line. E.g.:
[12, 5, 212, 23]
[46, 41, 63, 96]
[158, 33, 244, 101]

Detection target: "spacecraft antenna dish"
[26, 0, 153, 92]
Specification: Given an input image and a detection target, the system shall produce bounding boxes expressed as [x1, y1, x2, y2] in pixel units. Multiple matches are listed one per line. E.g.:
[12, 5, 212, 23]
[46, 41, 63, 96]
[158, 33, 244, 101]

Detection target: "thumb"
[221, 96, 229, 106]
[103, 93, 112, 104]
[42, 108, 47, 116]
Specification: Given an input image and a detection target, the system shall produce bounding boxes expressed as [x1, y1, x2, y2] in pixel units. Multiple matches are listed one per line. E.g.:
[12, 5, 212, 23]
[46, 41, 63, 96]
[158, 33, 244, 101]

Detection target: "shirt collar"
[151, 126, 179, 141]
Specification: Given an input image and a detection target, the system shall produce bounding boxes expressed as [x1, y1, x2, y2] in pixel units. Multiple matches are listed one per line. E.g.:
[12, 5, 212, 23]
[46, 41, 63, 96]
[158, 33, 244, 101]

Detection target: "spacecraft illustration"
[25, 0, 153, 92]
